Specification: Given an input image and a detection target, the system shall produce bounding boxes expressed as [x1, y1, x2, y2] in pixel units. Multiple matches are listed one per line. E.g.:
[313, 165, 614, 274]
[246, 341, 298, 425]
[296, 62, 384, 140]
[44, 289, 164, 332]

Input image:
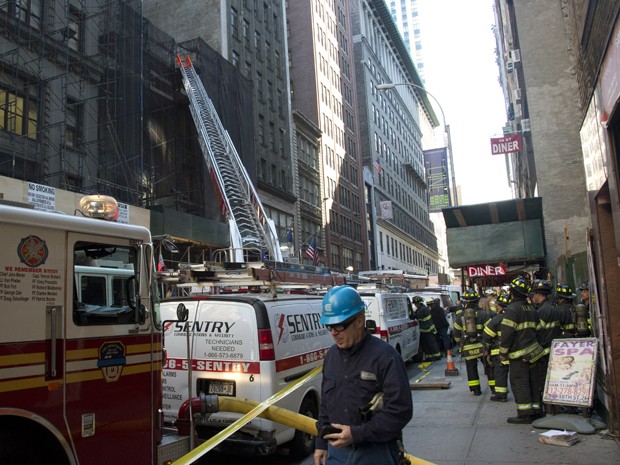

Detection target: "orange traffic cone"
[444, 349, 460, 376]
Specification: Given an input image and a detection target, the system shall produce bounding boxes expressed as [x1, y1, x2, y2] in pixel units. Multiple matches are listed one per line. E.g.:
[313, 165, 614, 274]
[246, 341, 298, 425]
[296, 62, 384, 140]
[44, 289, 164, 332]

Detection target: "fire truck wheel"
[289, 395, 318, 460]
[0, 424, 69, 465]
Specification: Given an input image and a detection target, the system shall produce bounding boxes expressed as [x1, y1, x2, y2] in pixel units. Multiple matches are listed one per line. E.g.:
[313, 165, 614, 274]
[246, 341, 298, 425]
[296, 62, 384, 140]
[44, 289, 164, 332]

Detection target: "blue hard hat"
[320, 286, 366, 325]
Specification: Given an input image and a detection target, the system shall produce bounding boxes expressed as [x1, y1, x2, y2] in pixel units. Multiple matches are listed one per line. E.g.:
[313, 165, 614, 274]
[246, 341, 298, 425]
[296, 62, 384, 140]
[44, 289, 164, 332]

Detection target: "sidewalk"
[402, 357, 620, 465]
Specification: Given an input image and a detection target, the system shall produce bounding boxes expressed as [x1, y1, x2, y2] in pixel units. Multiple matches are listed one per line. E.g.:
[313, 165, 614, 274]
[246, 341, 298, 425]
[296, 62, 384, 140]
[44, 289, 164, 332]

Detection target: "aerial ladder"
[176, 54, 282, 262]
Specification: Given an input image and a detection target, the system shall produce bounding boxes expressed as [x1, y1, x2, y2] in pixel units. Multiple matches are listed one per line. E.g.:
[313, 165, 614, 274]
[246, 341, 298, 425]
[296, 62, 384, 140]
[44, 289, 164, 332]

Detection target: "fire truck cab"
[0, 198, 187, 465]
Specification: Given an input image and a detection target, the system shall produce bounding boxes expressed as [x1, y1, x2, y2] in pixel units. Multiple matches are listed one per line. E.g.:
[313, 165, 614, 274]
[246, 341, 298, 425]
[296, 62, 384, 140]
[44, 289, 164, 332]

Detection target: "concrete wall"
[514, 0, 589, 276]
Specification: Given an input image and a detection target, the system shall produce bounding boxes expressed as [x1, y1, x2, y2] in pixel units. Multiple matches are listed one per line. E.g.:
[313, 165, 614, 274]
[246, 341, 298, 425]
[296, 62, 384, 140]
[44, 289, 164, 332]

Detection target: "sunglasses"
[325, 314, 360, 333]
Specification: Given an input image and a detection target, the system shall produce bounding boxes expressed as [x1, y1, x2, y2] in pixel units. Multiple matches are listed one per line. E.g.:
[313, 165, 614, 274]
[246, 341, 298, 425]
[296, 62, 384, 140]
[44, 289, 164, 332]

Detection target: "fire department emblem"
[17, 235, 48, 267]
[97, 341, 127, 382]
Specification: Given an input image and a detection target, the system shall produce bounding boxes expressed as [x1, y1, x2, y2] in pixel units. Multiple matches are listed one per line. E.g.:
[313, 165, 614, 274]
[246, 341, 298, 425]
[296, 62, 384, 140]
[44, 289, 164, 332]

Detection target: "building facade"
[351, 0, 439, 276]
[494, 0, 590, 275]
[288, 0, 368, 272]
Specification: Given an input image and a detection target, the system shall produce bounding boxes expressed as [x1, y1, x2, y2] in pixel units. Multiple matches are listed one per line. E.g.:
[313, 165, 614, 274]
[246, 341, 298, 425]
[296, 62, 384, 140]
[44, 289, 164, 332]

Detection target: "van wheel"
[289, 396, 317, 460]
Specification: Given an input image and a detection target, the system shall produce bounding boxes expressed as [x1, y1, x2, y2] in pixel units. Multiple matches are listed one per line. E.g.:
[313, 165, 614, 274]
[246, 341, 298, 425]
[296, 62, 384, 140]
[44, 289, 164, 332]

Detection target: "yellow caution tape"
[406, 452, 437, 465]
[414, 370, 431, 383]
[171, 364, 323, 465]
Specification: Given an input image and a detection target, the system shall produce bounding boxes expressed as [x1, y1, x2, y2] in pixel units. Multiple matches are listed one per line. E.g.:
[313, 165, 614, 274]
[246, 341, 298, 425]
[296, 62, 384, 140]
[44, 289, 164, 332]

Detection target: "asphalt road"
[195, 359, 424, 465]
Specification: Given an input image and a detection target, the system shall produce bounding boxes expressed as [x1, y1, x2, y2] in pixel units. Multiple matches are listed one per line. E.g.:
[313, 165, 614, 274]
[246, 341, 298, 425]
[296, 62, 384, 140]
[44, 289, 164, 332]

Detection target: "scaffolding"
[0, 0, 203, 209]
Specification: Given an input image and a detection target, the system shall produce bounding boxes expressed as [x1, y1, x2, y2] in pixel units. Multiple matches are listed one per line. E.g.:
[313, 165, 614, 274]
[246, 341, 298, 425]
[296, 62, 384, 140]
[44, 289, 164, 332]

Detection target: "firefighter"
[530, 279, 560, 398]
[483, 292, 511, 402]
[500, 276, 546, 424]
[430, 297, 451, 355]
[453, 289, 491, 396]
[411, 296, 442, 361]
[555, 283, 576, 337]
[485, 289, 499, 316]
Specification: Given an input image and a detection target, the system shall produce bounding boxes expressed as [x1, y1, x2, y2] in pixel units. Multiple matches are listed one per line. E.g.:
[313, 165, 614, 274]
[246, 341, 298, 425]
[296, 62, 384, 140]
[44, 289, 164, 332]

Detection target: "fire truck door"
[64, 233, 153, 464]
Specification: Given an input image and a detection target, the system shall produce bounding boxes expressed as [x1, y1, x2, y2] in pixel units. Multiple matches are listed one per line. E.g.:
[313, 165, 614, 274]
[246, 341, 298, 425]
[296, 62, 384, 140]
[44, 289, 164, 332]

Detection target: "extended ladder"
[176, 54, 282, 262]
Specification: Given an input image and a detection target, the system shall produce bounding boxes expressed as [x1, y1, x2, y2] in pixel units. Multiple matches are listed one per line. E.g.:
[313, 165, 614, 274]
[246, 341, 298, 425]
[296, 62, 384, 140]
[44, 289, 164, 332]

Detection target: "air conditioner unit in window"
[513, 88, 522, 101]
[511, 49, 521, 62]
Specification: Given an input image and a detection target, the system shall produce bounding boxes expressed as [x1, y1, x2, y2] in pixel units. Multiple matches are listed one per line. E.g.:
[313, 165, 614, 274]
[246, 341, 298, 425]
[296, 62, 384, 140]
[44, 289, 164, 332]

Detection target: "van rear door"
[161, 298, 261, 426]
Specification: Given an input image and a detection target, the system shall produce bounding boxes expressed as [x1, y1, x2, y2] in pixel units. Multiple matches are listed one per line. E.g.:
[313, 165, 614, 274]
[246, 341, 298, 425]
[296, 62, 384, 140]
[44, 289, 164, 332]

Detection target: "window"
[68, 9, 81, 52]
[2, 0, 42, 29]
[0, 88, 38, 141]
[73, 242, 139, 326]
[230, 6, 239, 37]
[65, 99, 81, 148]
[243, 19, 250, 46]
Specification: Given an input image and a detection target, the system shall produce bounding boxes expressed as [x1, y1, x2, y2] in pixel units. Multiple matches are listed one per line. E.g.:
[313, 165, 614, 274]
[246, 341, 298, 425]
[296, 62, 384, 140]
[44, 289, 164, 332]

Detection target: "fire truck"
[0, 195, 188, 465]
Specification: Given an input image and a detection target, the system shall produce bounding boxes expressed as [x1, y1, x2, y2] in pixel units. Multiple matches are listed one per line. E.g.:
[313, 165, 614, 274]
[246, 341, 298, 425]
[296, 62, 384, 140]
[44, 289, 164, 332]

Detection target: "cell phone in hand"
[319, 424, 342, 438]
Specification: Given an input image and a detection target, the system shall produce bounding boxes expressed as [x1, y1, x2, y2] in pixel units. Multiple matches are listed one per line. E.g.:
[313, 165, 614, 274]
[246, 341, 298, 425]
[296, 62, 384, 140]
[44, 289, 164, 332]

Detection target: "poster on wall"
[543, 338, 597, 407]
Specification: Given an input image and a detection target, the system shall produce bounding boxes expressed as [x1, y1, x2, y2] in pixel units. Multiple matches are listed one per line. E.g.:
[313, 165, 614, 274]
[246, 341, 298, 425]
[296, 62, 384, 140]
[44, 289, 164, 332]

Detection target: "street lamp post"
[376, 82, 458, 206]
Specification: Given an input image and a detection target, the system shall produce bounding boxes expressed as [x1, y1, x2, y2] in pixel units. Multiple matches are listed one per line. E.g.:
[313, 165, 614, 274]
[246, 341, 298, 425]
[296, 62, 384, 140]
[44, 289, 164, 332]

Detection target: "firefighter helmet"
[461, 289, 480, 303]
[411, 296, 424, 305]
[509, 276, 530, 296]
[497, 293, 511, 307]
[426, 297, 435, 305]
[555, 283, 576, 300]
[320, 286, 366, 325]
[484, 288, 497, 296]
[577, 281, 589, 291]
[531, 279, 553, 295]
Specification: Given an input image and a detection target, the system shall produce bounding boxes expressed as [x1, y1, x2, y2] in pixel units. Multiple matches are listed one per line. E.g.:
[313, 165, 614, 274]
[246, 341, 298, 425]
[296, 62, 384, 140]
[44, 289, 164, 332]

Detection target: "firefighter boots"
[507, 415, 533, 424]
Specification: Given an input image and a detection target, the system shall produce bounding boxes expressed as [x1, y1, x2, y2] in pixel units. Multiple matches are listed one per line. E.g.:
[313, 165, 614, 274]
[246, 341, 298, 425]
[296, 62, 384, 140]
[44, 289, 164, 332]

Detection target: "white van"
[160, 294, 331, 458]
[74, 265, 135, 307]
[359, 292, 420, 362]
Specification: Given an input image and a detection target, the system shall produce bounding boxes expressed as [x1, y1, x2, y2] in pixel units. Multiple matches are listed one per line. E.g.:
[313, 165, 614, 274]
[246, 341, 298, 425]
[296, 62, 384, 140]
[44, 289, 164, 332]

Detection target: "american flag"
[157, 252, 166, 272]
[373, 158, 382, 173]
[306, 238, 319, 265]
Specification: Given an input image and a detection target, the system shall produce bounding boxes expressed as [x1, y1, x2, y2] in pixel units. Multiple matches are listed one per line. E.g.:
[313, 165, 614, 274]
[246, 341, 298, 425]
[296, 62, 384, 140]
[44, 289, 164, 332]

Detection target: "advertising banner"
[423, 148, 451, 213]
[543, 338, 597, 407]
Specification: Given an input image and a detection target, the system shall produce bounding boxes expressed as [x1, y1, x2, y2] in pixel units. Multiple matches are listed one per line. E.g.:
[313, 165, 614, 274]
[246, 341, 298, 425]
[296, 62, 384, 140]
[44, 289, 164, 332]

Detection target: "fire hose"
[171, 364, 435, 465]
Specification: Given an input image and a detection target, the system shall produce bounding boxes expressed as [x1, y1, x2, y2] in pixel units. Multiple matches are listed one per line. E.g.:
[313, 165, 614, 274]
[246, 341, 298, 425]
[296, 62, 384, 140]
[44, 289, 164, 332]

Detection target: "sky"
[417, 0, 514, 206]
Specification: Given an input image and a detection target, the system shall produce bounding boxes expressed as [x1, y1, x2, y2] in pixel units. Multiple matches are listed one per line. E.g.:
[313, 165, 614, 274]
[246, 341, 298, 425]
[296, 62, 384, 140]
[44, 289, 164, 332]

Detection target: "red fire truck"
[0, 195, 188, 464]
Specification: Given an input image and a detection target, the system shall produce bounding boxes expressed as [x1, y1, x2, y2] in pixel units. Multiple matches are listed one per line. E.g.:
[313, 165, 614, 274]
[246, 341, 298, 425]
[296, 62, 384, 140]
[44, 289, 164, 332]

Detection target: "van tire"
[289, 396, 318, 459]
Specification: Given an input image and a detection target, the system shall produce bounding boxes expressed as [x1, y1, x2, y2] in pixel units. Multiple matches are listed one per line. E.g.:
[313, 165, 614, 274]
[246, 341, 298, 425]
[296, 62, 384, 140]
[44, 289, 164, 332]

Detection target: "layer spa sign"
[490, 133, 521, 155]
[467, 264, 506, 277]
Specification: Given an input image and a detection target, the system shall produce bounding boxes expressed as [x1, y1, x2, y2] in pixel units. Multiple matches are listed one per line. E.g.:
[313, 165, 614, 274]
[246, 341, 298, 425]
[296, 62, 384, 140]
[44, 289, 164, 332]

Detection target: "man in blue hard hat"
[314, 286, 413, 465]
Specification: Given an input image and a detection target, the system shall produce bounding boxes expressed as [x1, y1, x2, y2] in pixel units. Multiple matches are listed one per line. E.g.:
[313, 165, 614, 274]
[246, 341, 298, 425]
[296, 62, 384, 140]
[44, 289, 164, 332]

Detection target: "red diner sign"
[467, 264, 507, 277]
[490, 134, 521, 155]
